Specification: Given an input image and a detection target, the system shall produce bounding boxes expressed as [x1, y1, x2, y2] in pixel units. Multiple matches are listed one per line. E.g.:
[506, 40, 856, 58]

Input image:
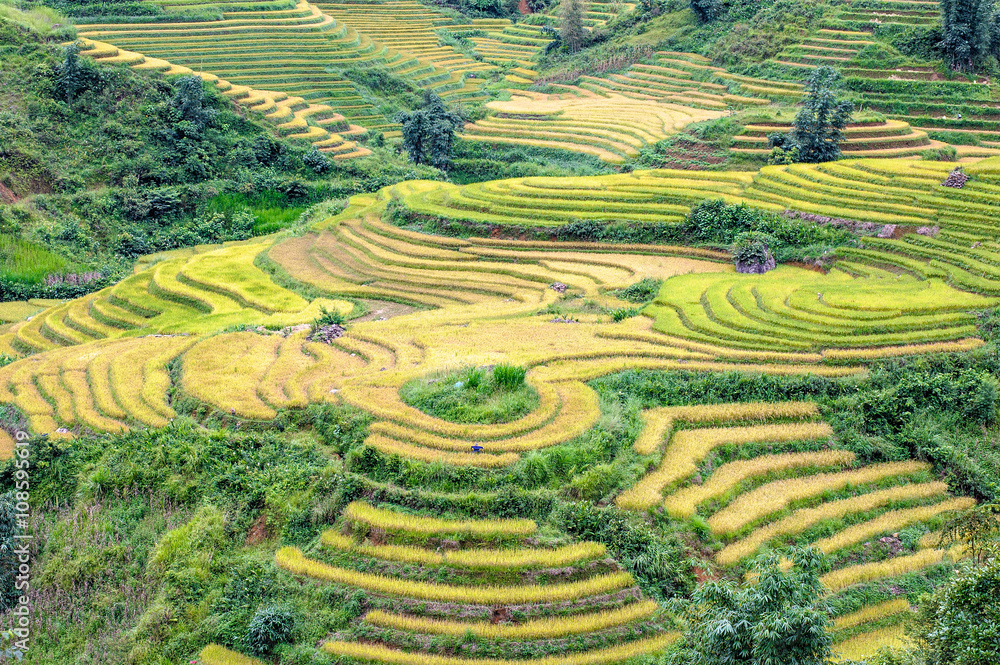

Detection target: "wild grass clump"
[493, 364, 527, 390]
[399, 366, 537, 425]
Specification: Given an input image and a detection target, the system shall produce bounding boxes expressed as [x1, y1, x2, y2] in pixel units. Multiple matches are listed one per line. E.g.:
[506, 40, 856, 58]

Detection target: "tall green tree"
[55, 42, 98, 103]
[172, 75, 218, 130]
[560, 0, 586, 53]
[791, 66, 853, 163]
[940, 0, 998, 71]
[667, 547, 833, 665]
[395, 93, 464, 170]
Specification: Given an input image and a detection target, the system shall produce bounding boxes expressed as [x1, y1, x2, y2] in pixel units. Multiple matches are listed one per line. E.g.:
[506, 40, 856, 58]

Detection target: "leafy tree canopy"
[667, 547, 833, 665]
[395, 92, 464, 170]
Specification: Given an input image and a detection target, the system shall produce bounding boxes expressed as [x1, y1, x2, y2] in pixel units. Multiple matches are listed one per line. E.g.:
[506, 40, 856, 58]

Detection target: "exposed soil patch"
[0, 182, 17, 204]
[245, 514, 271, 546]
[354, 299, 418, 322]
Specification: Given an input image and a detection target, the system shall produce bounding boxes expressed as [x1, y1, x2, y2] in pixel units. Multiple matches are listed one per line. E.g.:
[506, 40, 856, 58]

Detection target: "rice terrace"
[2, 0, 1000, 663]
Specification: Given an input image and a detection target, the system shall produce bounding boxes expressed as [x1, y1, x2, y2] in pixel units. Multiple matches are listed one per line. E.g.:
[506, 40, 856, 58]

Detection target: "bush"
[303, 148, 333, 175]
[246, 605, 295, 655]
[615, 278, 662, 303]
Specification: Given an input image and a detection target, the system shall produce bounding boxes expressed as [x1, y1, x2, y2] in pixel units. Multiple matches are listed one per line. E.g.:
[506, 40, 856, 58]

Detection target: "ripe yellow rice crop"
[180, 332, 281, 420]
[199, 644, 268, 665]
[834, 599, 911, 631]
[321, 530, 605, 569]
[822, 548, 950, 591]
[715, 480, 949, 565]
[366, 434, 521, 467]
[811, 497, 975, 555]
[834, 624, 908, 662]
[633, 401, 820, 455]
[0, 430, 13, 461]
[321, 631, 679, 664]
[708, 461, 933, 537]
[343, 501, 537, 538]
[275, 547, 633, 603]
[618, 422, 833, 511]
[822, 338, 985, 360]
[363, 599, 659, 639]
[663, 450, 856, 518]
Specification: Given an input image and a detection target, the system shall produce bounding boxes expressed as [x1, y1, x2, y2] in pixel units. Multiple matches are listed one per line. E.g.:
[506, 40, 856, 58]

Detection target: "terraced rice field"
[618, 401, 974, 659]
[6, 156, 999, 442]
[263, 501, 680, 663]
[734, 119, 934, 158]
[743, 2, 1000, 153]
[4, 150, 997, 660]
[464, 92, 724, 162]
[74, 0, 551, 143]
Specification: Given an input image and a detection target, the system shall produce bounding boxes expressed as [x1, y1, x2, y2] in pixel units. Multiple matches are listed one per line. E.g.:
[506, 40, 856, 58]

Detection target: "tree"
[395, 93, 464, 170]
[560, 0, 586, 53]
[909, 557, 1000, 665]
[667, 547, 833, 665]
[690, 0, 720, 23]
[791, 66, 853, 163]
[171, 76, 218, 130]
[940, 0, 998, 72]
[55, 42, 98, 103]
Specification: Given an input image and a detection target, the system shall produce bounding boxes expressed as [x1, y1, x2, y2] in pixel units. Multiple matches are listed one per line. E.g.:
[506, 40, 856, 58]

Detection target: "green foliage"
[55, 42, 99, 103]
[731, 230, 773, 266]
[909, 554, 1000, 665]
[0, 492, 22, 611]
[666, 547, 833, 665]
[689, 0, 719, 23]
[312, 305, 345, 330]
[171, 76, 218, 131]
[791, 66, 854, 163]
[492, 364, 527, 390]
[303, 147, 333, 175]
[246, 605, 295, 655]
[0, 233, 73, 284]
[615, 278, 663, 304]
[560, 0, 587, 52]
[940, 0, 999, 72]
[396, 93, 465, 170]
[399, 366, 538, 424]
[683, 199, 851, 263]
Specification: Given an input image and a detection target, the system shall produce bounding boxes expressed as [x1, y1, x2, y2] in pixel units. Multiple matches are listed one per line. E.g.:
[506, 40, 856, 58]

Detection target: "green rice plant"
[821, 548, 948, 591]
[0, 301, 47, 324]
[320, 531, 605, 569]
[199, 644, 268, 665]
[811, 497, 976, 555]
[342, 501, 537, 539]
[618, 421, 833, 511]
[275, 547, 633, 603]
[363, 599, 659, 639]
[708, 461, 934, 538]
[833, 599, 911, 631]
[179, 243, 308, 314]
[663, 450, 856, 519]
[321, 631, 679, 664]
